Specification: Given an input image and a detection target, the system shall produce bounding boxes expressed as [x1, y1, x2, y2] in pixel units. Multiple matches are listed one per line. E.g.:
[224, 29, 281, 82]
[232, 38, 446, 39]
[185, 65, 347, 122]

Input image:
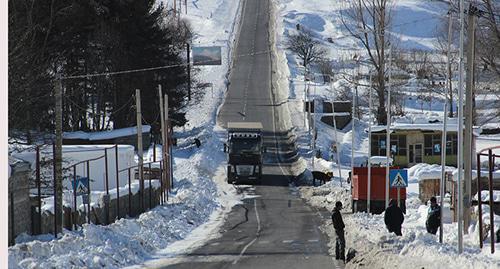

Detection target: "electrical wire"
[59, 50, 271, 80]
[63, 95, 134, 116]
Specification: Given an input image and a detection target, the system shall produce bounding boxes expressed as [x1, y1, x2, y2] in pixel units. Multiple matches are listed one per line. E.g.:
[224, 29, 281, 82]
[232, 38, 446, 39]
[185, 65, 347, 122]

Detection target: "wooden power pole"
[54, 75, 63, 235]
[135, 89, 144, 211]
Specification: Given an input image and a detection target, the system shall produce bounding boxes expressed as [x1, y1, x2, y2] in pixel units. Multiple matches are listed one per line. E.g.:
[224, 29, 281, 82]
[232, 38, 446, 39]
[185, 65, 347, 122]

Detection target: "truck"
[224, 122, 265, 184]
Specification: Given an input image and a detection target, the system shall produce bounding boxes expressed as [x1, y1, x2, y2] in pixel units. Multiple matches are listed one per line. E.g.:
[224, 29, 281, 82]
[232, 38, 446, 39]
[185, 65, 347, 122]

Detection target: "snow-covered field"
[8, 0, 244, 267]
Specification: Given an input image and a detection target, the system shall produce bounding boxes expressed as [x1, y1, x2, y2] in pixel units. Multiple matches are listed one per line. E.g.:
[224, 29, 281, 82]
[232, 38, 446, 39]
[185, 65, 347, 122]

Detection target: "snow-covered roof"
[408, 163, 455, 182]
[368, 114, 480, 135]
[408, 163, 500, 182]
[369, 156, 393, 165]
[63, 125, 151, 141]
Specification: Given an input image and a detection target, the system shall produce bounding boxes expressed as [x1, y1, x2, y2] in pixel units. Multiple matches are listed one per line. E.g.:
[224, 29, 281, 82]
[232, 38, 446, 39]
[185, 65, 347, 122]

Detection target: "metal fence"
[27, 143, 172, 238]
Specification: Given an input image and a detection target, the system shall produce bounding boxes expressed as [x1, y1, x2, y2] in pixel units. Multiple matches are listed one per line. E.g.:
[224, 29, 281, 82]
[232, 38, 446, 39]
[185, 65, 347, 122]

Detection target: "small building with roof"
[368, 116, 479, 168]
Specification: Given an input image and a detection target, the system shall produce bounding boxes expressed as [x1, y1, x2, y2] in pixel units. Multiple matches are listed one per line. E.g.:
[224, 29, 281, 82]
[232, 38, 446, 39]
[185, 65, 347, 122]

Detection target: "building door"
[409, 144, 423, 165]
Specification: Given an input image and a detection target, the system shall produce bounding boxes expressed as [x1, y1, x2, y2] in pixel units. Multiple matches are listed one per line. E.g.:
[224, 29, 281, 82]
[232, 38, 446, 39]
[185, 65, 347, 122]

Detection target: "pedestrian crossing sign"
[389, 169, 408, 188]
[72, 177, 89, 195]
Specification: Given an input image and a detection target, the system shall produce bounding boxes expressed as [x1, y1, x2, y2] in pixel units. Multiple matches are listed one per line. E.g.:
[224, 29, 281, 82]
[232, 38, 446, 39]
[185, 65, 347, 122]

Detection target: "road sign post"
[389, 169, 408, 208]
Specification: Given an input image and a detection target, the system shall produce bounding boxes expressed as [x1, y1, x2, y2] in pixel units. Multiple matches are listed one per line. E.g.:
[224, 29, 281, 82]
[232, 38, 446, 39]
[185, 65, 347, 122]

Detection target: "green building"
[369, 123, 477, 168]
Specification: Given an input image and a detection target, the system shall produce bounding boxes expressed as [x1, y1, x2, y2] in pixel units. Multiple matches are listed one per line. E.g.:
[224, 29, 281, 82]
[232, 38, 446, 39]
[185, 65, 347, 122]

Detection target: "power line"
[63, 95, 134, 116]
[60, 50, 271, 81]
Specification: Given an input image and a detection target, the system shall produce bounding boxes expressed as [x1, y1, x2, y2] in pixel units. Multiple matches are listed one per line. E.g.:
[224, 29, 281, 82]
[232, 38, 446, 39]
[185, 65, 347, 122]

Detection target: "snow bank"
[474, 191, 500, 203]
[300, 184, 500, 269]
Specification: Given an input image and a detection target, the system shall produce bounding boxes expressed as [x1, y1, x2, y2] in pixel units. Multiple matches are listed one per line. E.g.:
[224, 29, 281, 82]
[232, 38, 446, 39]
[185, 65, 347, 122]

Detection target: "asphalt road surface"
[157, 0, 342, 268]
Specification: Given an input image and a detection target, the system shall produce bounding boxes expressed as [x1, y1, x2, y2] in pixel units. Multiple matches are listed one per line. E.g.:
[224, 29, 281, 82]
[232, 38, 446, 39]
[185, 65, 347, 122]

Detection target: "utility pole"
[457, 0, 466, 254]
[173, 0, 177, 17]
[440, 11, 453, 244]
[135, 89, 144, 212]
[447, 13, 454, 118]
[158, 85, 166, 193]
[187, 43, 191, 101]
[368, 73, 373, 214]
[351, 65, 357, 180]
[304, 67, 308, 128]
[330, 82, 343, 187]
[464, 3, 477, 234]
[164, 94, 171, 191]
[385, 44, 392, 209]
[54, 75, 63, 235]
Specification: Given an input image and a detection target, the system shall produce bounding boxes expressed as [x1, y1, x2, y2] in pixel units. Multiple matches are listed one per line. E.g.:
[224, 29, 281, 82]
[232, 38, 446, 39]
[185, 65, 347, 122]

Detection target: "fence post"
[73, 165, 77, 231]
[160, 161, 163, 205]
[153, 142, 157, 162]
[128, 168, 132, 217]
[104, 148, 109, 225]
[488, 149, 495, 254]
[86, 161, 91, 224]
[115, 145, 120, 219]
[141, 163, 145, 212]
[10, 192, 15, 246]
[52, 143, 57, 238]
[149, 163, 152, 209]
[477, 153, 483, 248]
[36, 146, 41, 235]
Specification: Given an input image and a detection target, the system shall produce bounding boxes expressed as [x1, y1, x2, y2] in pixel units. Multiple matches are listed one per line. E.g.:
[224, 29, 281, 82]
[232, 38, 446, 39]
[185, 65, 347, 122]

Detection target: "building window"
[424, 134, 443, 156]
[372, 134, 406, 157]
[446, 133, 458, 155]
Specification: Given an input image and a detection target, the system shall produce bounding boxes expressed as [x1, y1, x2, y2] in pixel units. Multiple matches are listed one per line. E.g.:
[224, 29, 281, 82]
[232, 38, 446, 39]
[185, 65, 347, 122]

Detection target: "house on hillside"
[368, 119, 478, 168]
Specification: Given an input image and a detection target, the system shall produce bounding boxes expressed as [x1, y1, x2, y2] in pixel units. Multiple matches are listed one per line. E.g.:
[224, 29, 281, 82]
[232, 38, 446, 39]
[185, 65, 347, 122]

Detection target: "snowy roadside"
[8, 0, 244, 268]
[276, 0, 500, 267]
[299, 180, 500, 269]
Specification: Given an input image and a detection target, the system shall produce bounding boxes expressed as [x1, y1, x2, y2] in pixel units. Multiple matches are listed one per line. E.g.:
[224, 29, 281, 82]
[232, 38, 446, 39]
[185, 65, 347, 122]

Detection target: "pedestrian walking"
[426, 196, 441, 235]
[332, 201, 345, 262]
[384, 199, 404, 236]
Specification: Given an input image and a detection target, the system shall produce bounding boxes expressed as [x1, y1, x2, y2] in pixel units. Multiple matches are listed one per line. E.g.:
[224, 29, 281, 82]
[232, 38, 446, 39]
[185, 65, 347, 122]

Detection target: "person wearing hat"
[426, 196, 441, 235]
[384, 199, 404, 236]
[332, 201, 345, 262]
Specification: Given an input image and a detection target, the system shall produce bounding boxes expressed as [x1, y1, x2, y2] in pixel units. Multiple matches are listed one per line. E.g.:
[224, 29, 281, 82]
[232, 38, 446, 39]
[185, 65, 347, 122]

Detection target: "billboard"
[192, 46, 222, 66]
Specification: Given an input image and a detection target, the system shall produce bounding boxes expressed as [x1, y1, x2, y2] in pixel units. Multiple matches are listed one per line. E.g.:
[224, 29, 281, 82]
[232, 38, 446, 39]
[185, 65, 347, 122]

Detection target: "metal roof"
[227, 122, 263, 131]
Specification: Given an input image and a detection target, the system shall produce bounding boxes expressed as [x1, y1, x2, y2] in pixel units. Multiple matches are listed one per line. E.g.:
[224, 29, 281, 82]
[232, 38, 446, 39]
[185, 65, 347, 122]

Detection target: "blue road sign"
[389, 169, 408, 188]
[72, 177, 89, 195]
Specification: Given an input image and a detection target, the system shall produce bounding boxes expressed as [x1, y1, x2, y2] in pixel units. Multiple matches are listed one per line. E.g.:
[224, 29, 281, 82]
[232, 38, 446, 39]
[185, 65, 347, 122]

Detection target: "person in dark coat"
[332, 201, 346, 262]
[384, 199, 404, 236]
[426, 196, 441, 235]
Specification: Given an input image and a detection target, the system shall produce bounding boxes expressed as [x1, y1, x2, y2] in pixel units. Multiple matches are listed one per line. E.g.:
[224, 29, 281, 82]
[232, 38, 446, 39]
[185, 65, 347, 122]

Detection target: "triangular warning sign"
[392, 173, 406, 187]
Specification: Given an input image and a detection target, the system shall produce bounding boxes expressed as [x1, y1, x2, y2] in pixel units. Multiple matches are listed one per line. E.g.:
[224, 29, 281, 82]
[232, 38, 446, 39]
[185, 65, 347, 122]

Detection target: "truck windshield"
[230, 138, 260, 154]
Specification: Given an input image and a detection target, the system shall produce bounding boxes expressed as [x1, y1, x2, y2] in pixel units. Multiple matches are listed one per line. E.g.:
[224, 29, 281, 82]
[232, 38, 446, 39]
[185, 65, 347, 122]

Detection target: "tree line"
[9, 0, 195, 143]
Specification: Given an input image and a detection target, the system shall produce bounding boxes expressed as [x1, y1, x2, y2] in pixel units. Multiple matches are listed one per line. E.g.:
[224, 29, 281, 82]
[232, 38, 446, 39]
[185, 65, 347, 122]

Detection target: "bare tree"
[318, 59, 335, 83]
[287, 29, 326, 72]
[340, 0, 392, 125]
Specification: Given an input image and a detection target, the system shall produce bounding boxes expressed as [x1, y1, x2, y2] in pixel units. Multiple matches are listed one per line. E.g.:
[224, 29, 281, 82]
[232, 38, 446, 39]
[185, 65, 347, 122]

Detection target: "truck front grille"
[236, 165, 254, 176]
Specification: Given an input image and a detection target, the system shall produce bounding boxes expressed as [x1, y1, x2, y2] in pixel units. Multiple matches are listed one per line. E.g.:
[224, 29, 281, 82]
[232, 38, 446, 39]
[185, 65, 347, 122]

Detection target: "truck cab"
[225, 122, 264, 184]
